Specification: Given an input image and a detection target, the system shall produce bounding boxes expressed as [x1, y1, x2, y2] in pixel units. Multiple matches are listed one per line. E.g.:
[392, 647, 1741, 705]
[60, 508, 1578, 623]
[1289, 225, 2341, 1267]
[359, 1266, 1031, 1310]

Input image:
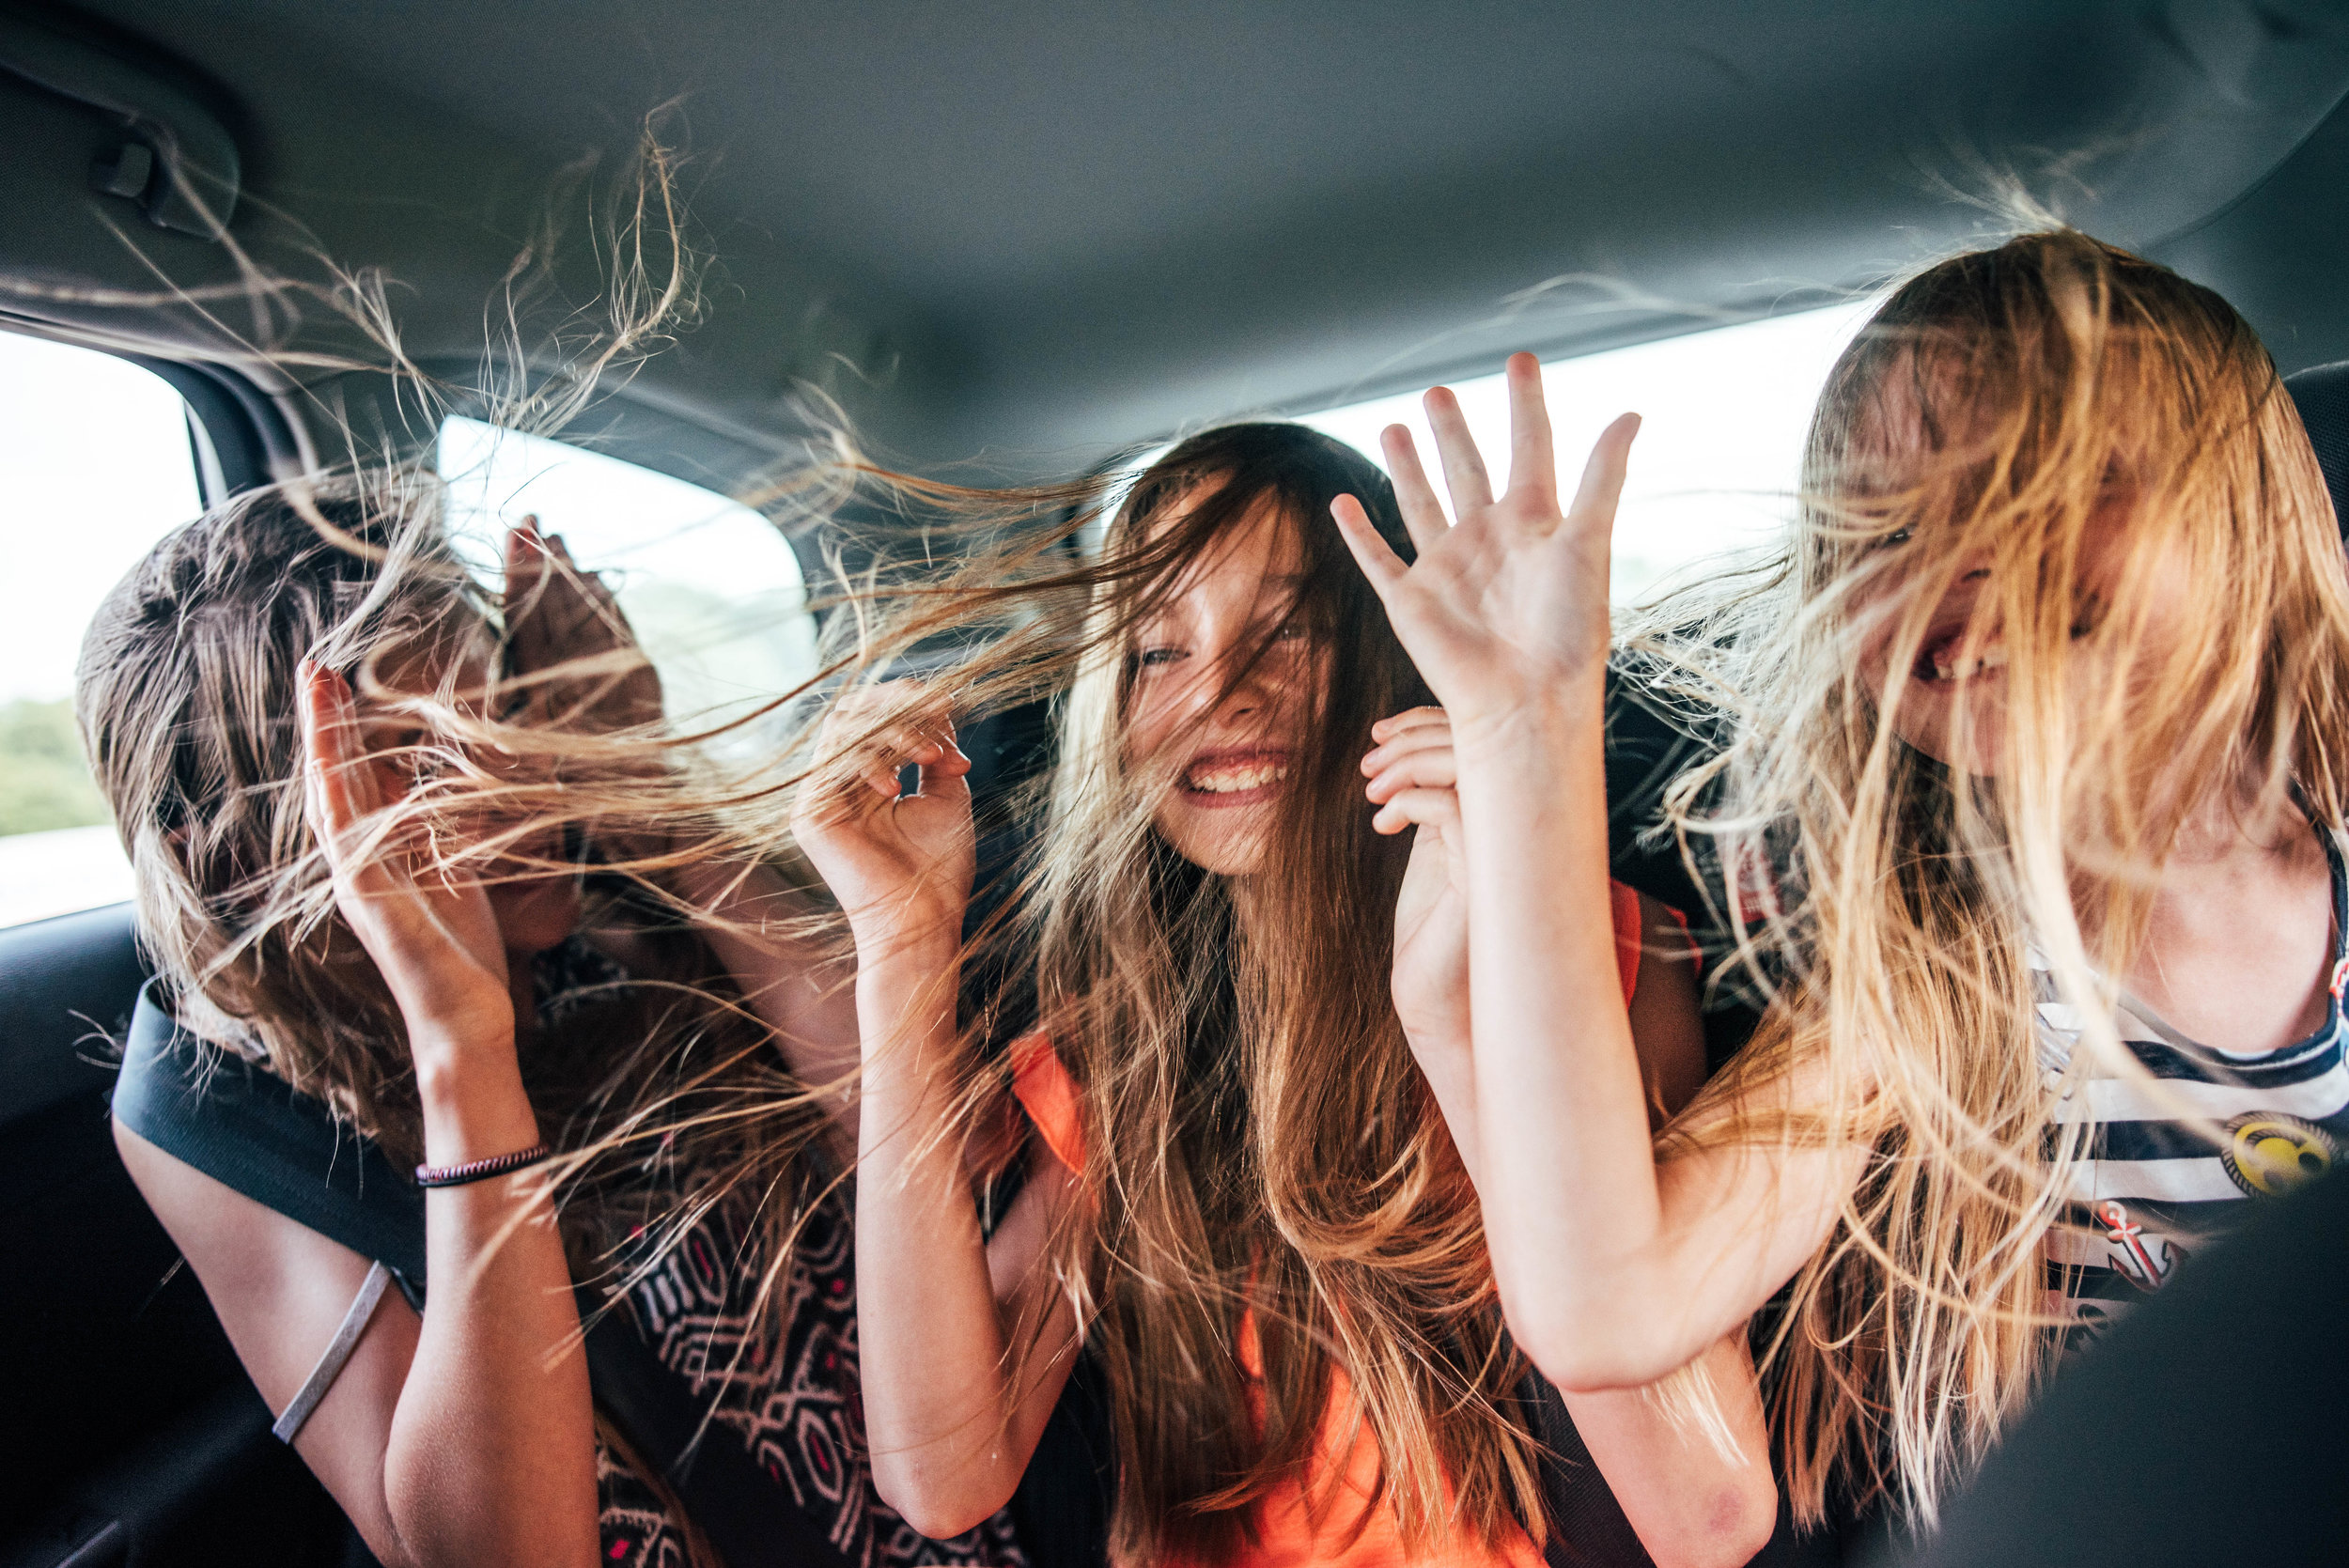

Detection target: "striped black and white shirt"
[2036, 833, 2349, 1339]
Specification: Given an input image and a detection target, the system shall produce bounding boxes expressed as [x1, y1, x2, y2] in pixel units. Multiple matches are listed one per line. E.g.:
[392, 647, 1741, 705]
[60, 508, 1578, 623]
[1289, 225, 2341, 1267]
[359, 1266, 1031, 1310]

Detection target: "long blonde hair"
[1649, 229, 2349, 1525]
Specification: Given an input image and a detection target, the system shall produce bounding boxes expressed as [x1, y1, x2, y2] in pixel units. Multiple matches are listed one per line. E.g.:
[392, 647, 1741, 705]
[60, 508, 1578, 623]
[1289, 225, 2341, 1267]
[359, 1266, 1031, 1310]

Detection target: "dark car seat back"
[0, 904, 366, 1564]
[2284, 361, 2349, 541]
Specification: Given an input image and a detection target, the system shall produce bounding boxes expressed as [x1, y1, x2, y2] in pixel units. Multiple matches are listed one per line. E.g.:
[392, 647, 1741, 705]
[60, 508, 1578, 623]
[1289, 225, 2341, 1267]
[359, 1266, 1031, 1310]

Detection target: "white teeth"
[1186, 760, 1288, 794]
[1930, 643, 2009, 682]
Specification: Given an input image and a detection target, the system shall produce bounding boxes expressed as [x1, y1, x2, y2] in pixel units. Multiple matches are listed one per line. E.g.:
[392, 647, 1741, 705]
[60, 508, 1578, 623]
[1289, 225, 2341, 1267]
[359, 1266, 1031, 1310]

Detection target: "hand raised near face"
[790, 679, 976, 948]
[299, 660, 513, 1052]
[1330, 353, 1637, 746]
[502, 518, 663, 736]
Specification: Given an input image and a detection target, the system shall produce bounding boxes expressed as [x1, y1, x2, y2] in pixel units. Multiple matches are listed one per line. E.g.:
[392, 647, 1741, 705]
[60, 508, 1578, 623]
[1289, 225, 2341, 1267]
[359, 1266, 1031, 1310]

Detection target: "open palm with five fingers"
[298, 660, 513, 1049]
[1330, 352, 1637, 743]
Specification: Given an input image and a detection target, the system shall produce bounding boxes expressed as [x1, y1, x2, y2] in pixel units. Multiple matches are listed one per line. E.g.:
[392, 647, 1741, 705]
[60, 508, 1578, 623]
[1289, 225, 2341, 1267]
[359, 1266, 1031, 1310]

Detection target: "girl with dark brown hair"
[793, 416, 1777, 1567]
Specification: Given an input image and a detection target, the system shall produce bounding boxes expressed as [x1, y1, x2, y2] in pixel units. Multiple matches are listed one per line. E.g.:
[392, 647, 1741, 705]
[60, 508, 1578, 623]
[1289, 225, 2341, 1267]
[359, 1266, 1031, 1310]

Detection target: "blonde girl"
[792, 423, 1778, 1567]
[1331, 232, 2349, 1531]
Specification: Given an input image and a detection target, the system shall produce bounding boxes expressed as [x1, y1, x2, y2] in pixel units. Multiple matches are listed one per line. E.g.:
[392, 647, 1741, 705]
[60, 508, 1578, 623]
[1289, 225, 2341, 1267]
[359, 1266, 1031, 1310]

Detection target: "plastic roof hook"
[0, 10, 241, 241]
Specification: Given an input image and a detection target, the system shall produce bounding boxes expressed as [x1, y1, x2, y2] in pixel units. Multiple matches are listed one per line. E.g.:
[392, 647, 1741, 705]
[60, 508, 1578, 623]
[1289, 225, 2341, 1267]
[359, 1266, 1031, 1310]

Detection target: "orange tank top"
[1009, 880, 1656, 1568]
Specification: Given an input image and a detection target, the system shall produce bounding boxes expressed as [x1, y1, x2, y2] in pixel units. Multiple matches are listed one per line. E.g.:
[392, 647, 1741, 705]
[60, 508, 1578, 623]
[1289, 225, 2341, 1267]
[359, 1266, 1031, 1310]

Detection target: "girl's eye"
[1135, 646, 1186, 669]
[1876, 528, 1914, 551]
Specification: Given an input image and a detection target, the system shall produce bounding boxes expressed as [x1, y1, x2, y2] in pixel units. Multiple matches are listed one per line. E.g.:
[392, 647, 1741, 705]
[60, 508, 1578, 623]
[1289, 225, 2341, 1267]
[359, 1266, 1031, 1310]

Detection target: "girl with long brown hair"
[90, 471, 1028, 1568]
[792, 421, 1777, 1566]
[1331, 232, 2349, 1536]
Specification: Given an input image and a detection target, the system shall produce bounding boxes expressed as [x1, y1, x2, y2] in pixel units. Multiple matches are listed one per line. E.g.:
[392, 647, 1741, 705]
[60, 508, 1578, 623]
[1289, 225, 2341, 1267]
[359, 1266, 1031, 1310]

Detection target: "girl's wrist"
[848, 907, 966, 962]
[411, 1026, 523, 1098]
[412, 1046, 543, 1167]
[1446, 679, 1604, 768]
[390, 971, 517, 1052]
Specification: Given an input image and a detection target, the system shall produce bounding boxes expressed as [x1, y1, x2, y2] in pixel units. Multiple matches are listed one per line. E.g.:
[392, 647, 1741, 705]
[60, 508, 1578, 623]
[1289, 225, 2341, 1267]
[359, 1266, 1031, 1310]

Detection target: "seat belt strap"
[272, 1260, 391, 1443]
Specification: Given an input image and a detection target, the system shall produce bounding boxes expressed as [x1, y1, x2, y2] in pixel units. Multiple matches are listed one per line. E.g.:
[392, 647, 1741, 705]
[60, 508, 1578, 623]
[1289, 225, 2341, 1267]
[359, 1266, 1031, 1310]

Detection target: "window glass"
[1300, 299, 1877, 602]
[0, 333, 202, 927]
[437, 418, 818, 750]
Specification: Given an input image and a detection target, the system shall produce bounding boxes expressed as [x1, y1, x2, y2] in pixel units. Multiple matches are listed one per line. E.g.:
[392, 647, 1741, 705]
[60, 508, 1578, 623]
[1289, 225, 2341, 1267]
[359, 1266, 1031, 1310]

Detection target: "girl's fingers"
[1330, 492, 1409, 595]
[1378, 426, 1451, 550]
[1423, 385, 1494, 520]
[505, 519, 543, 591]
[1364, 749, 1458, 802]
[811, 679, 968, 803]
[1362, 732, 1447, 779]
[1363, 713, 1454, 774]
[1371, 706, 1448, 737]
[1373, 787, 1462, 837]
[1567, 411, 1642, 533]
[300, 662, 376, 829]
[1503, 352, 1558, 505]
[914, 751, 974, 802]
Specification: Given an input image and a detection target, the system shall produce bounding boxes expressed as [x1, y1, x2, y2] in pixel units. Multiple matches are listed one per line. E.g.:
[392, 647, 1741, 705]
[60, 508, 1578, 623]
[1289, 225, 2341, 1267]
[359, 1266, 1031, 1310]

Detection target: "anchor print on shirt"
[2094, 1200, 2186, 1291]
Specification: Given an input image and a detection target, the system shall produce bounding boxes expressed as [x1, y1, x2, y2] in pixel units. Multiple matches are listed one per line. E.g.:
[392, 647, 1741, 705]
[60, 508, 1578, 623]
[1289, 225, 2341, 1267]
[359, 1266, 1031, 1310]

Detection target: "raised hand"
[1364, 706, 1470, 1046]
[502, 518, 663, 735]
[299, 660, 513, 1048]
[790, 680, 976, 947]
[1330, 353, 1637, 741]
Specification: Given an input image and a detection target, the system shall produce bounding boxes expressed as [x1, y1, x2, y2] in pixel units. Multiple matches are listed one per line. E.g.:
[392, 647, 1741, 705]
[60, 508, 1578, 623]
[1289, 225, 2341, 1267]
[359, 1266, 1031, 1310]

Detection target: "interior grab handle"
[0, 10, 241, 240]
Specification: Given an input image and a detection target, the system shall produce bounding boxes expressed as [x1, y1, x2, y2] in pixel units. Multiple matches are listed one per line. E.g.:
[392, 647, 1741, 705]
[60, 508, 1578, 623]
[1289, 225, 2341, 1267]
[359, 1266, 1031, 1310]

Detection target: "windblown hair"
[1642, 230, 2349, 1526]
[73, 123, 845, 1327]
[816, 423, 1548, 1560]
[74, 474, 835, 1295]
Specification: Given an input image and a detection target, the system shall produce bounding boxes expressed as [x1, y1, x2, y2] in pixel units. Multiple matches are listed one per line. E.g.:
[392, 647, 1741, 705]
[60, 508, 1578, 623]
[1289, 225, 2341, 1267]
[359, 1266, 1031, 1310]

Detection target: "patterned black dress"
[591, 1176, 1026, 1566]
[530, 943, 1028, 1568]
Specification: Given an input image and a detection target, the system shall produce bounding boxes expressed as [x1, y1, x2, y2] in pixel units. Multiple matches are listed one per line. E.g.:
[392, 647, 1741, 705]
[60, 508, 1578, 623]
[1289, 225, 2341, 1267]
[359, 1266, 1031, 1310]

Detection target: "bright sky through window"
[0, 334, 201, 704]
[1300, 299, 1877, 602]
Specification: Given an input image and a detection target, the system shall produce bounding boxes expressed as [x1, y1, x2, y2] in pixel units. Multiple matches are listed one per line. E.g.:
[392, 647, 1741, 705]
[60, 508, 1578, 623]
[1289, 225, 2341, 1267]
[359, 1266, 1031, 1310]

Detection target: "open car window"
[0, 332, 202, 928]
[436, 417, 818, 750]
[1301, 299, 1876, 601]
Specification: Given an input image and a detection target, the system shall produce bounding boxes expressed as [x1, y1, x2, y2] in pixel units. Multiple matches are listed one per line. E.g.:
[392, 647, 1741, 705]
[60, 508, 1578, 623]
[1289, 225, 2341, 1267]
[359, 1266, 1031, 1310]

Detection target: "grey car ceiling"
[5, 0, 2349, 491]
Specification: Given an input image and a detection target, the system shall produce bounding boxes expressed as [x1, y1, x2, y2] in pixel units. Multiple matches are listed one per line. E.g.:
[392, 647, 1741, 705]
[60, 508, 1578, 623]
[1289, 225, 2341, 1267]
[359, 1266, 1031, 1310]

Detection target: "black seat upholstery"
[2284, 361, 2349, 538]
[0, 904, 367, 1565]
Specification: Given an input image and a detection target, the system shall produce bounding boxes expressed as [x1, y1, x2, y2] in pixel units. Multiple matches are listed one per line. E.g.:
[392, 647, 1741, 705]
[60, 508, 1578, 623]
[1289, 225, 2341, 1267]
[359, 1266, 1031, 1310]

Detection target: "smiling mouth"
[1917, 634, 2010, 684]
[1913, 605, 2102, 685]
[1180, 751, 1289, 804]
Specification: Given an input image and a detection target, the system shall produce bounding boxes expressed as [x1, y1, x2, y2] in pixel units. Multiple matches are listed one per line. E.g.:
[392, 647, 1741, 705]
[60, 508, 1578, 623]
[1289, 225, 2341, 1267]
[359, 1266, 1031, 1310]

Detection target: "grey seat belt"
[271, 1260, 391, 1443]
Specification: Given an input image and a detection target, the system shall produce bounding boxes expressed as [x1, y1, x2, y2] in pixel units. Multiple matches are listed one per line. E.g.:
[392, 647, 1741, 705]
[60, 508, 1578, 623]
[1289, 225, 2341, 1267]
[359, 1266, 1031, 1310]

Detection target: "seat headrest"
[2284, 361, 2349, 542]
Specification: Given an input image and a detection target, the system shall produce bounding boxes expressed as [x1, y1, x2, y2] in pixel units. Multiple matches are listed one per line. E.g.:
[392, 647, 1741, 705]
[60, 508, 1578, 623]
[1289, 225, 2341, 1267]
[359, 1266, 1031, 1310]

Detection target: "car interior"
[6, 3, 2349, 1563]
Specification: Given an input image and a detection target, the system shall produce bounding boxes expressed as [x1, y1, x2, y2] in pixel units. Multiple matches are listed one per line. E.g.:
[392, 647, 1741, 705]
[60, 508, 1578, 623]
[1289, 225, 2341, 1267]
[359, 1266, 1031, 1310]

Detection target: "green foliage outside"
[0, 699, 111, 838]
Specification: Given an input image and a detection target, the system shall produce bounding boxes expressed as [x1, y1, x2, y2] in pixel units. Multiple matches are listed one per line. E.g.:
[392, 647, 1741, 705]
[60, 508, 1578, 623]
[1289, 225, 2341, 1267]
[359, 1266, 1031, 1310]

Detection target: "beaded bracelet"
[415, 1142, 552, 1188]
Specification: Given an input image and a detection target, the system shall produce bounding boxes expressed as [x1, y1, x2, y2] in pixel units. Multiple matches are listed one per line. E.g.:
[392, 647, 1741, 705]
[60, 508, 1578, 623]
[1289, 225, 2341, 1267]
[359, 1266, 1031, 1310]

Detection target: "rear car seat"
[1, 910, 369, 1563]
[2287, 359, 2349, 534]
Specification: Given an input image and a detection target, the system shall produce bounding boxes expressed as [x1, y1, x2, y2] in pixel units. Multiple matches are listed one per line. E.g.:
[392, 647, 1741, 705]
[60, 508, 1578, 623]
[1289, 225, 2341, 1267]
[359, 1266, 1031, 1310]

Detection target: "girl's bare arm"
[115, 1111, 594, 1568]
[1335, 358, 1863, 1392]
[249, 663, 601, 1568]
[1369, 721, 1777, 1568]
[794, 685, 1081, 1537]
[661, 857, 865, 1138]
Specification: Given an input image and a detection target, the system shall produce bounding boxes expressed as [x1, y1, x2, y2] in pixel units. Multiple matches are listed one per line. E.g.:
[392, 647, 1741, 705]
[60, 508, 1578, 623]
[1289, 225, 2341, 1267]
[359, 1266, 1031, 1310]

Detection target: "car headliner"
[5, 0, 2349, 489]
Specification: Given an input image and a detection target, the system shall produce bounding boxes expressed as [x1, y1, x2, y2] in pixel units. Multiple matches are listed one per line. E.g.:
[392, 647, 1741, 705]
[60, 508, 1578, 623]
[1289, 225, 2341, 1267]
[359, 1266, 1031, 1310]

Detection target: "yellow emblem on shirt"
[2220, 1111, 2337, 1197]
